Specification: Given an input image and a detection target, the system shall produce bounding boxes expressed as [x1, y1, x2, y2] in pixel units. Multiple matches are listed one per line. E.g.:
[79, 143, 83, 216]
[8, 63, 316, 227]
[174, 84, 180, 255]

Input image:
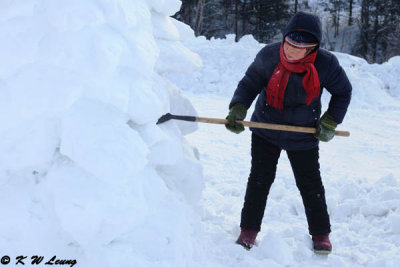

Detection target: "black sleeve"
[324, 54, 352, 124]
[229, 48, 268, 109]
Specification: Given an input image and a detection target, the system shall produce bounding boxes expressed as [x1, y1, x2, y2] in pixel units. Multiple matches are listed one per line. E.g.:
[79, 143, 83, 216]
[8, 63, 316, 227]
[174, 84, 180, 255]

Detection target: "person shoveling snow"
[225, 11, 352, 254]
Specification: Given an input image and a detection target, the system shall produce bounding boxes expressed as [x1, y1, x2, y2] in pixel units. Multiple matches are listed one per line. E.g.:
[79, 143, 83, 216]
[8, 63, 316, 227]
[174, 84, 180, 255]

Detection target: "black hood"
[283, 11, 322, 44]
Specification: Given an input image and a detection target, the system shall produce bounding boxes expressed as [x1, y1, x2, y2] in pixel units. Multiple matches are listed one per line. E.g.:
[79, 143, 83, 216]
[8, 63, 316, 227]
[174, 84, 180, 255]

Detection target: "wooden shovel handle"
[195, 117, 350, 137]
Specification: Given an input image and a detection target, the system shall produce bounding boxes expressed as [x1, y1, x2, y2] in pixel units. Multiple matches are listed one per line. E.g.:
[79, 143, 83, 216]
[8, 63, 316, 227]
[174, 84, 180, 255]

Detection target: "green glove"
[225, 103, 247, 134]
[315, 112, 337, 142]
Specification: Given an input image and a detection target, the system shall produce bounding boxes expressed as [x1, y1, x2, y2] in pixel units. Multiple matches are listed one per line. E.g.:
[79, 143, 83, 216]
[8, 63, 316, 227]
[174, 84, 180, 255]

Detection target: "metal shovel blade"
[156, 113, 174, 124]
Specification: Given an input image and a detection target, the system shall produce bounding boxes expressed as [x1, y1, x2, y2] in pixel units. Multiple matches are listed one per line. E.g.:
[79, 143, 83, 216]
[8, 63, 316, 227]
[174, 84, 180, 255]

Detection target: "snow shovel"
[156, 113, 350, 137]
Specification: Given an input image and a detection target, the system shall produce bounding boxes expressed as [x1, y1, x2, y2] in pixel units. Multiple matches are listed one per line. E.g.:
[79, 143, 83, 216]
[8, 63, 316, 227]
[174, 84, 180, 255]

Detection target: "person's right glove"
[315, 112, 337, 142]
[225, 103, 247, 134]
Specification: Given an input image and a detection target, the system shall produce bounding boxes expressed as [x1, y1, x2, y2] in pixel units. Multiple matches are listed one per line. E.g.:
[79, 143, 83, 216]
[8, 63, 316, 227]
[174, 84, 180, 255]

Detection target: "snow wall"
[0, 0, 206, 266]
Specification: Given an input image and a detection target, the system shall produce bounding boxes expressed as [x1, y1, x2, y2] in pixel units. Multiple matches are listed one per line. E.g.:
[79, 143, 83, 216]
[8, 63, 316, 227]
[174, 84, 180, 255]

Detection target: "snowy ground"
[168, 35, 400, 267]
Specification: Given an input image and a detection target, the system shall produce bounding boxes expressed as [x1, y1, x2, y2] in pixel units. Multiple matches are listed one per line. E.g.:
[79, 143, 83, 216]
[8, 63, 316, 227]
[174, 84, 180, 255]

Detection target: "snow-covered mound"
[168, 34, 400, 110]
[0, 0, 206, 266]
[167, 34, 264, 96]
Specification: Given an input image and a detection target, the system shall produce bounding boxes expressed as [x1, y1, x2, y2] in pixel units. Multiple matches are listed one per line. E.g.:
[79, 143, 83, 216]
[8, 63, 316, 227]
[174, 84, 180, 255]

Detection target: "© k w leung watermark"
[1, 255, 77, 267]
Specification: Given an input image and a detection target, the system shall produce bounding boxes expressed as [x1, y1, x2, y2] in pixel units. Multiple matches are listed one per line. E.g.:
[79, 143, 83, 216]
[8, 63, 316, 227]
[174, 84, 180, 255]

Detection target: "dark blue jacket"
[229, 12, 352, 151]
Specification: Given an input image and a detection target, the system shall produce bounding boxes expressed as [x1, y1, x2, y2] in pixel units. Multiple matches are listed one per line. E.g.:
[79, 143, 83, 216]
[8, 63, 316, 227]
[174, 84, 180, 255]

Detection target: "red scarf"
[266, 43, 320, 110]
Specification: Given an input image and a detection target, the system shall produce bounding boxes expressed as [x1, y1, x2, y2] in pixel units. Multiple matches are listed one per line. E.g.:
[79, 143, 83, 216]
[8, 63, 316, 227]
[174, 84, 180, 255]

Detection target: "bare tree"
[194, 0, 206, 34]
[348, 0, 353, 25]
[234, 0, 239, 41]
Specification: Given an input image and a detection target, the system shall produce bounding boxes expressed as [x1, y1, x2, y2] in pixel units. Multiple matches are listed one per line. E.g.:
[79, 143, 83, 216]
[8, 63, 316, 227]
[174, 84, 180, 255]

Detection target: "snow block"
[60, 98, 149, 181]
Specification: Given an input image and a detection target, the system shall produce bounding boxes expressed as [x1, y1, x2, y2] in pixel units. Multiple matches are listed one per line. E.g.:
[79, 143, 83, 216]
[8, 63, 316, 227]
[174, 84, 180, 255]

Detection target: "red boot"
[236, 228, 258, 250]
[312, 234, 332, 254]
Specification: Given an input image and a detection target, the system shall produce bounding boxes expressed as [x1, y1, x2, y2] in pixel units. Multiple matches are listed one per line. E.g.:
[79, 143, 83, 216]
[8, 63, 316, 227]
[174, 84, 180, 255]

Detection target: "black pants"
[240, 133, 331, 235]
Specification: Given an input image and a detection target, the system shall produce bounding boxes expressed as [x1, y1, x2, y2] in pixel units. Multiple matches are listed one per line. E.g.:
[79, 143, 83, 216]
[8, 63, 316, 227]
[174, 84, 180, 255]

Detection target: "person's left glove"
[225, 103, 247, 134]
[315, 112, 337, 142]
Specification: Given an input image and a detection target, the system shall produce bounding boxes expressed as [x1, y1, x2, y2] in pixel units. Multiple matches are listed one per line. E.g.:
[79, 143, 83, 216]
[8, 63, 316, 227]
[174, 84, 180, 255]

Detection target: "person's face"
[283, 41, 307, 60]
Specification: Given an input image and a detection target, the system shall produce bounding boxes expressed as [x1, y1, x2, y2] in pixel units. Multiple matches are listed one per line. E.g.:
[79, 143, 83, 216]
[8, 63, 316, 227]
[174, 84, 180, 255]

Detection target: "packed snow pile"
[0, 0, 205, 266]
